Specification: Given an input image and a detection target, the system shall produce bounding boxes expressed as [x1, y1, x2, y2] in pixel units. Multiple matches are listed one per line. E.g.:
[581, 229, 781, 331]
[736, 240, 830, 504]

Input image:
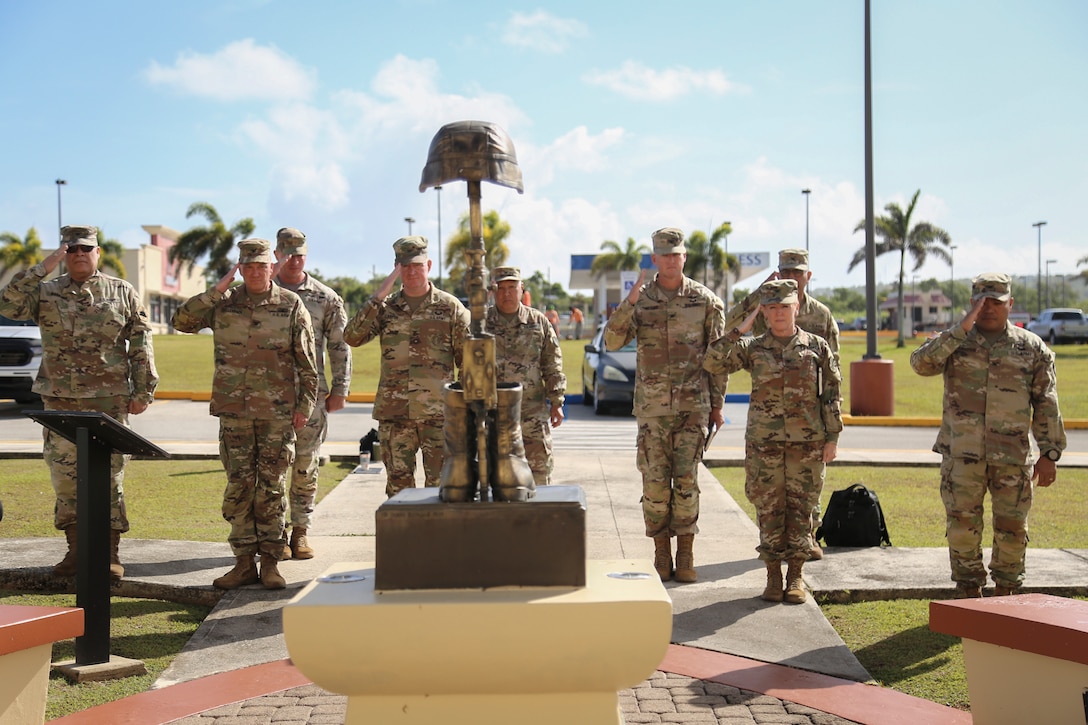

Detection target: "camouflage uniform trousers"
[636, 411, 707, 537]
[42, 395, 131, 532]
[744, 440, 825, 562]
[287, 403, 329, 529]
[219, 416, 296, 558]
[378, 418, 443, 498]
[940, 457, 1033, 588]
[522, 410, 554, 487]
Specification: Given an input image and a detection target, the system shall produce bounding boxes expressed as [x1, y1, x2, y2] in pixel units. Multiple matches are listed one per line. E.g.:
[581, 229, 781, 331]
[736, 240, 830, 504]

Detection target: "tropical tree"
[444, 210, 512, 296]
[683, 222, 736, 291]
[0, 227, 45, 280]
[95, 229, 126, 278]
[591, 237, 649, 277]
[1077, 254, 1088, 280]
[169, 202, 256, 284]
[849, 189, 952, 347]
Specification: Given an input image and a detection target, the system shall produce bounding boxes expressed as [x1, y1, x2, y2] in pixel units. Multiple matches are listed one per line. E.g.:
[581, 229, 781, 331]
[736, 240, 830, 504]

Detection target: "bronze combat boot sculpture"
[420, 121, 536, 503]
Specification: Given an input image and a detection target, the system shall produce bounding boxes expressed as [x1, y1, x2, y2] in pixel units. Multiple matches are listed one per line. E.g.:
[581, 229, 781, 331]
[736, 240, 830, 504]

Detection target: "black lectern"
[26, 410, 169, 666]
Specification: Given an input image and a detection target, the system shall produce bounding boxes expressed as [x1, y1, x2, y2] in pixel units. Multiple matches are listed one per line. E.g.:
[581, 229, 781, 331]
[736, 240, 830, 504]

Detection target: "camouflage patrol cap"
[60, 225, 99, 247]
[760, 279, 799, 305]
[778, 248, 809, 272]
[971, 272, 1012, 302]
[276, 227, 308, 255]
[492, 266, 521, 284]
[393, 236, 428, 265]
[651, 227, 686, 255]
[238, 238, 273, 264]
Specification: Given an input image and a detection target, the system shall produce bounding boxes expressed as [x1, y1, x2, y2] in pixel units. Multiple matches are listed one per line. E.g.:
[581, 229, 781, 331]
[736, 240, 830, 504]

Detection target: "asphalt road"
[5, 398, 1082, 468]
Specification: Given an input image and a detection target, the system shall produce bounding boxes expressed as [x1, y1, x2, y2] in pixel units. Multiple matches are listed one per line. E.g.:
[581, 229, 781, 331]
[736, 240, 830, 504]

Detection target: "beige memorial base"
[283, 559, 672, 725]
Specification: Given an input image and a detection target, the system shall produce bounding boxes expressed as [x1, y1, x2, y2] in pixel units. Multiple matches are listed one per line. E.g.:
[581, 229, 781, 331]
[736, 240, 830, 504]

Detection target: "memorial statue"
[419, 121, 536, 503]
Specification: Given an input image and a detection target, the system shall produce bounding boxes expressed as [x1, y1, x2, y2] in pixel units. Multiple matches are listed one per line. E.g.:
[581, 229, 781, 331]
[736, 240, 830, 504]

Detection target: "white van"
[0, 315, 42, 403]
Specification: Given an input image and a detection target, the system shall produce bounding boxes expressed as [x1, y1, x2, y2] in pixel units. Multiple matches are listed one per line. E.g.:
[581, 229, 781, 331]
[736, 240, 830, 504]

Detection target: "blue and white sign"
[620, 271, 640, 296]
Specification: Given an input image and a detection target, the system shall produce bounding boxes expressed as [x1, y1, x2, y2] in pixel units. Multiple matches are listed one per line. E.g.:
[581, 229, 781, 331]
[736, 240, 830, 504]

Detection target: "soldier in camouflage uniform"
[705, 279, 842, 604]
[910, 272, 1066, 599]
[726, 248, 839, 560]
[344, 236, 469, 498]
[604, 227, 726, 584]
[0, 225, 157, 581]
[273, 227, 351, 560]
[486, 266, 566, 485]
[173, 239, 318, 590]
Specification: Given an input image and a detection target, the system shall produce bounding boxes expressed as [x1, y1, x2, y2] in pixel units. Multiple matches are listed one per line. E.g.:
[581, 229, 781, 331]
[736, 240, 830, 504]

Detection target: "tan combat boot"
[954, 582, 983, 599]
[109, 529, 124, 580]
[762, 560, 784, 602]
[260, 556, 286, 590]
[653, 534, 672, 581]
[213, 555, 258, 590]
[53, 526, 78, 577]
[993, 583, 1019, 597]
[784, 558, 806, 604]
[290, 527, 314, 560]
[674, 534, 697, 583]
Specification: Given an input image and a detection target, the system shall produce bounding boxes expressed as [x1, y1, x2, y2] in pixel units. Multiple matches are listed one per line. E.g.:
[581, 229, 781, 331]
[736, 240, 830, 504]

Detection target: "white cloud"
[502, 10, 588, 53]
[583, 60, 744, 101]
[144, 39, 316, 101]
[519, 126, 625, 186]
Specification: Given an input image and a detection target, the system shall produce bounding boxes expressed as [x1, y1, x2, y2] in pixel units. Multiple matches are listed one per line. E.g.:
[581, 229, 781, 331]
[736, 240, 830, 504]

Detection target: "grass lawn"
[159, 331, 1088, 418]
[711, 465, 1088, 711]
[0, 459, 357, 719]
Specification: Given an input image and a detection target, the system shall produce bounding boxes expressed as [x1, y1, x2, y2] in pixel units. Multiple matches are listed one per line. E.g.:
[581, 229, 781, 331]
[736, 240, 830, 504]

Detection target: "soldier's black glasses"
[66, 245, 95, 254]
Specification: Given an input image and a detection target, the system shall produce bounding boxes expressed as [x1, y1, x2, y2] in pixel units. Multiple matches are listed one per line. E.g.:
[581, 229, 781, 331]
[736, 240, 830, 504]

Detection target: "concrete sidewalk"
[6, 445, 1087, 723]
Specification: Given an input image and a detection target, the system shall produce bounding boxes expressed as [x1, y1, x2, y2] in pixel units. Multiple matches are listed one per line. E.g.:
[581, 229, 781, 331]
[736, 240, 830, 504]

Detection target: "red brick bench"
[930, 593, 1088, 724]
[0, 605, 84, 723]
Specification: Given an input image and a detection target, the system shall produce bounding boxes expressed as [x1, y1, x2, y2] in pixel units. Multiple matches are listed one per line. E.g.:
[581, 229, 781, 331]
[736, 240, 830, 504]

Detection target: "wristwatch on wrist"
[1043, 449, 1061, 462]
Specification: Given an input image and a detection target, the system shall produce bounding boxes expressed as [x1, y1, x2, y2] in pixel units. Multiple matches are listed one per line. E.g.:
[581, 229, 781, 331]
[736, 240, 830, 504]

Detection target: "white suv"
[0, 315, 42, 404]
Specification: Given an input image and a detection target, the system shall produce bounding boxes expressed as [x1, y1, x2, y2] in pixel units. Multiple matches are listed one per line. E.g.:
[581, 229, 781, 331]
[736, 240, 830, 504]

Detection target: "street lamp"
[1045, 259, 1058, 309]
[404, 217, 416, 235]
[910, 276, 918, 336]
[55, 179, 67, 242]
[801, 189, 811, 251]
[1033, 221, 1047, 316]
[949, 245, 957, 322]
[722, 221, 732, 305]
[434, 186, 443, 288]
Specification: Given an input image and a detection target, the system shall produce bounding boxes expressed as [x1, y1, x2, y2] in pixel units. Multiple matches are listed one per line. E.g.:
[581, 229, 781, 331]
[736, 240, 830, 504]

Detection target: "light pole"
[1045, 259, 1058, 309]
[1033, 221, 1047, 316]
[404, 216, 415, 235]
[55, 179, 67, 242]
[949, 245, 957, 323]
[801, 189, 811, 251]
[722, 221, 732, 305]
[910, 276, 917, 336]
[434, 186, 443, 288]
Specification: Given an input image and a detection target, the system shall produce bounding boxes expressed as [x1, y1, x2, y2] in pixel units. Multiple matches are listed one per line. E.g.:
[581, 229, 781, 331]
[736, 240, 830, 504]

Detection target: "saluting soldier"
[910, 272, 1066, 598]
[604, 227, 726, 584]
[487, 266, 566, 485]
[0, 224, 157, 581]
[344, 236, 469, 497]
[273, 227, 351, 560]
[173, 238, 318, 590]
[705, 279, 842, 605]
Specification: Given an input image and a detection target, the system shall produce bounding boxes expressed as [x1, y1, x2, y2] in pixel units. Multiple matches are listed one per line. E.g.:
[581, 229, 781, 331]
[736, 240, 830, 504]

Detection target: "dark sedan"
[581, 325, 636, 415]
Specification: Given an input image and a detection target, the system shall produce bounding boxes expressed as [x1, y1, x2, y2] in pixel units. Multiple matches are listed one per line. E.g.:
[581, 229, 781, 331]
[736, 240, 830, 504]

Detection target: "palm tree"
[591, 237, 649, 277]
[95, 229, 127, 278]
[0, 227, 45, 280]
[849, 189, 952, 347]
[683, 223, 736, 291]
[169, 202, 256, 283]
[444, 210, 512, 295]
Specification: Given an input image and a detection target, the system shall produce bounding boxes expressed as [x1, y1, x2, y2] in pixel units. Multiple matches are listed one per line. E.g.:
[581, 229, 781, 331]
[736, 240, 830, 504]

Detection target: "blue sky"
[1, 0, 1085, 293]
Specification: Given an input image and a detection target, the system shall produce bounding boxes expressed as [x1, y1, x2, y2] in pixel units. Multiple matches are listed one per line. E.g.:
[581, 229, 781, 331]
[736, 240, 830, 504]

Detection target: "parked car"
[581, 325, 636, 415]
[1026, 308, 1088, 345]
[849, 317, 867, 331]
[0, 315, 42, 404]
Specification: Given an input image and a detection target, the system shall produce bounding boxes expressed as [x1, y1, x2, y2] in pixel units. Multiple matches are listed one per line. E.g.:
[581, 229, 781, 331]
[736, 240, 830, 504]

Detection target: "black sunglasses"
[65, 245, 95, 254]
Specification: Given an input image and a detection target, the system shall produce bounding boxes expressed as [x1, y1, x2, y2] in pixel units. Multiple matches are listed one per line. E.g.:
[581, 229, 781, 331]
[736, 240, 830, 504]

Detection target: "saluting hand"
[960, 296, 985, 333]
[374, 264, 402, 301]
[42, 243, 68, 275]
[215, 263, 240, 294]
[625, 268, 648, 305]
